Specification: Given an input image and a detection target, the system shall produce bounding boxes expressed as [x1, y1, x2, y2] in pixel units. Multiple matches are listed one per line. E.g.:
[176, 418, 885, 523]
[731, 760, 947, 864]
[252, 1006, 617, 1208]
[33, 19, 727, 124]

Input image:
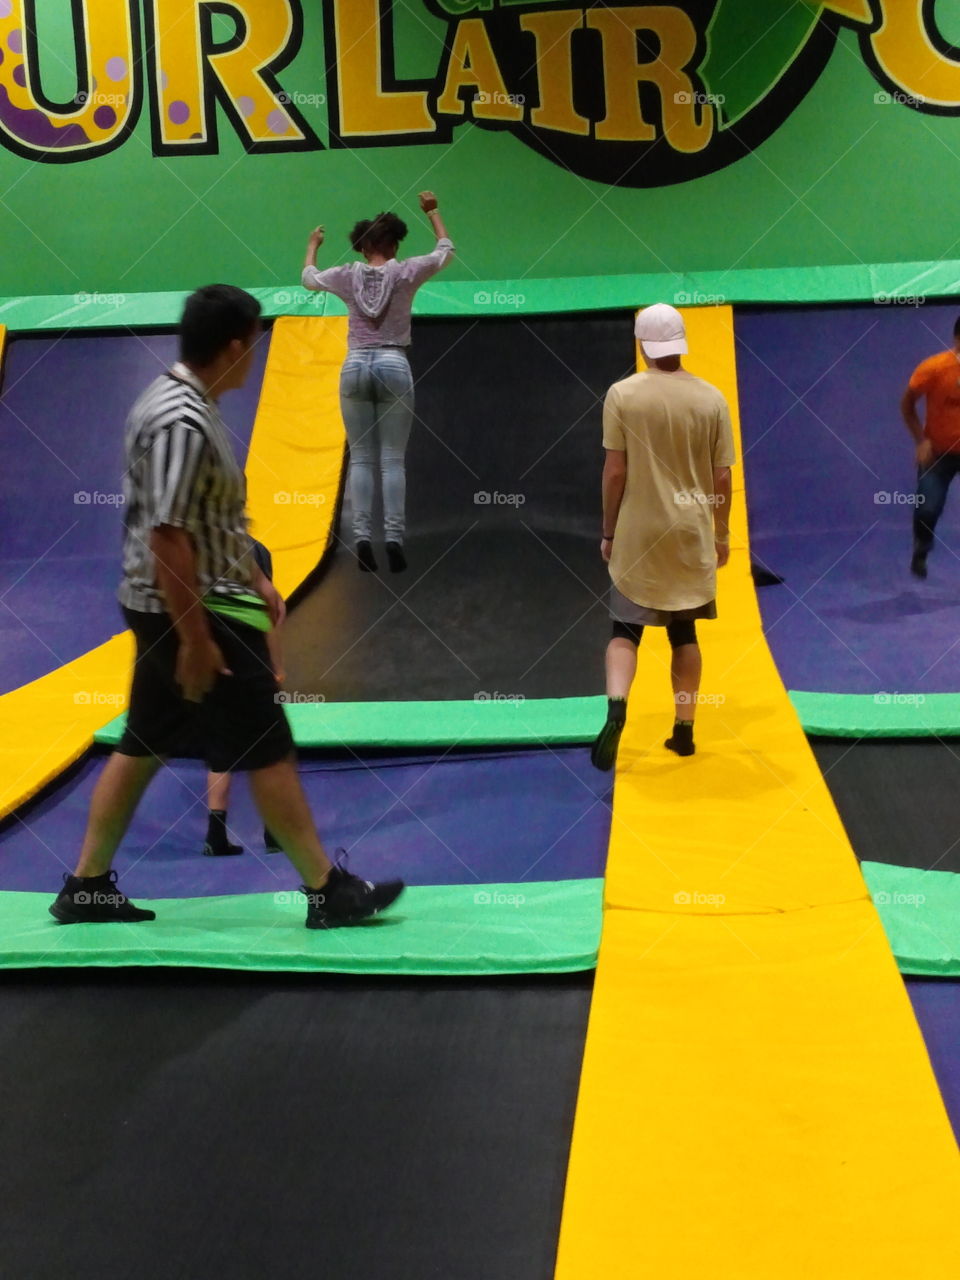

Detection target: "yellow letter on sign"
[330, 0, 433, 138]
[586, 5, 713, 153]
[146, 0, 314, 152]
[0, 0, 138, 161]
[869, 1, 960, 108]
[437, 20, 523, 122]
[520, 10, 591, 137]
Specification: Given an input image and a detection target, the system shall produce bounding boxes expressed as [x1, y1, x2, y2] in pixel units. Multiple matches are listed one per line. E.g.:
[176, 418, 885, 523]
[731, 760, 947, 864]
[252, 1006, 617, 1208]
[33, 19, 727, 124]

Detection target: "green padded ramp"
[861, 862, 960, 977]
[0, 880, 603, 975]
[790, 690, 960, 738]
[94, 696, 605, 750]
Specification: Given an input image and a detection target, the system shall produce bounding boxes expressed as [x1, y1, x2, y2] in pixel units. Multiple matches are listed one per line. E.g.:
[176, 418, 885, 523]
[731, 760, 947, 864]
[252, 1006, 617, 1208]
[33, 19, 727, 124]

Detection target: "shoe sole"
[49, 903, 156, 924]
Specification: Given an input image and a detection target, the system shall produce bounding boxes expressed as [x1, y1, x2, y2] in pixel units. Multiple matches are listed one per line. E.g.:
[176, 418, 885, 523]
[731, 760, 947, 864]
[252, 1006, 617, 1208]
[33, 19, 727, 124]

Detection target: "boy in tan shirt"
[592, 304, 735, 771]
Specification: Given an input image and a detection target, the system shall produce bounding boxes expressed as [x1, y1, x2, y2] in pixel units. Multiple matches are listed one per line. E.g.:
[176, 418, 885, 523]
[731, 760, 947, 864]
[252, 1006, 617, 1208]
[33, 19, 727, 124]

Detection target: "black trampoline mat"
[282, 312, 636, 702]
[812, 738, 960, 875]
[0, 970, 592, 1280]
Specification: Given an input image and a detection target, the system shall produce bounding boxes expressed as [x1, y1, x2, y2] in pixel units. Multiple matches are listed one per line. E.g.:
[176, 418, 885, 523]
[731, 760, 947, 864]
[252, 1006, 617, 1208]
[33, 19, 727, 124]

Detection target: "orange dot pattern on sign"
[0, 0, 136, 151]
[149, 0, 306, 146]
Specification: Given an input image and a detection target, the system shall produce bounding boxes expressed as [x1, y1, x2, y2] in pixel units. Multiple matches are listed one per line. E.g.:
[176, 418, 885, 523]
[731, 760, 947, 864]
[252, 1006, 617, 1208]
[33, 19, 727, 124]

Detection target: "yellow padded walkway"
[245, 315, 347, 597]
[554, 307, 960, 1278]
[0, 316, 348, 818]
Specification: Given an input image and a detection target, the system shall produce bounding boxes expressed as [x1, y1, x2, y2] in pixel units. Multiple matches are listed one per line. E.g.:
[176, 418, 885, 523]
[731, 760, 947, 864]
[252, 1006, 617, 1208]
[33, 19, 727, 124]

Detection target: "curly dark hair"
[349, 211, 408, 255]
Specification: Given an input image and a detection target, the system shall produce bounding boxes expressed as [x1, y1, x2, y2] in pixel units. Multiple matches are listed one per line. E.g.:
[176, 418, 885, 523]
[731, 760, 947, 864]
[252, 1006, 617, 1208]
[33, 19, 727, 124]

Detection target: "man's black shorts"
[117, 606, 293, 773]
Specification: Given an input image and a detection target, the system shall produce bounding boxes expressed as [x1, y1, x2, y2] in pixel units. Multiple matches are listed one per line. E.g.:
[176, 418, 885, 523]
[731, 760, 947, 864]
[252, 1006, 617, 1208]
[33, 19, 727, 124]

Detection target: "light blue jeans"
[340, 347, 414, 544]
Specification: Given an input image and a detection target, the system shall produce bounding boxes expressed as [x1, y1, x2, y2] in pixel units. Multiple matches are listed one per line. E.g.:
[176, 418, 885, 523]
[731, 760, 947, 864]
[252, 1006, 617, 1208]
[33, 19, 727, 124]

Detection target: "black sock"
[607, 697, 627, 724]
[385, 541, 407, 573]
[666, 720, 695, 757]
[206, 809, 229, 852]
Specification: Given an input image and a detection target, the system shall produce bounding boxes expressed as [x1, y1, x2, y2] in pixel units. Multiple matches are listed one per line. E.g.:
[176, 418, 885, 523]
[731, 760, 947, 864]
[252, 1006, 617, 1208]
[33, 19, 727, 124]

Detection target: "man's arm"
[150, 525, 230, 702]
[419, 191, 448, 242]
[712, 466, 732, 569]
[601, 449, 627, 562]
[303, 225, 324, 275]
[902, 386, 933, 466]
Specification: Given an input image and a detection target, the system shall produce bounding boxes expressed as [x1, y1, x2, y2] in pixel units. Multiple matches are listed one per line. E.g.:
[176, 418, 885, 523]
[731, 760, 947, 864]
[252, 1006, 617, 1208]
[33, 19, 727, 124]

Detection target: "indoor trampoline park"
[2, 2, 960, 1278]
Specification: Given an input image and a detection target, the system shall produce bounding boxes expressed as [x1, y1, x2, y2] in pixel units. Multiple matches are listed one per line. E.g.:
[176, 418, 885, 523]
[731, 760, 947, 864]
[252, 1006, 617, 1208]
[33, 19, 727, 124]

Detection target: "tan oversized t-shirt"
[603, 367, 736, 612]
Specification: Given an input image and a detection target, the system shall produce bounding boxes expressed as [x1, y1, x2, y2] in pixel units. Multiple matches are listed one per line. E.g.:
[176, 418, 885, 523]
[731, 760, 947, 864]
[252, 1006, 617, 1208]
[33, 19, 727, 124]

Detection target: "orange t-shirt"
[909, 350, 960, 454]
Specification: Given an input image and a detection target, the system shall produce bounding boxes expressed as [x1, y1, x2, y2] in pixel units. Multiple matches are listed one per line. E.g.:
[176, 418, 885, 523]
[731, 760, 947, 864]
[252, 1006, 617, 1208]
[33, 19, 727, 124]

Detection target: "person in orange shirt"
[901, 318, 960, 578]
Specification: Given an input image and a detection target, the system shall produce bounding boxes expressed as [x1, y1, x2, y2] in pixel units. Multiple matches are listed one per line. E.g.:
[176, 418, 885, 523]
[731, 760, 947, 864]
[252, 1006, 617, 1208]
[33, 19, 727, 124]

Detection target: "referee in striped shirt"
[50, 285, 403, 929]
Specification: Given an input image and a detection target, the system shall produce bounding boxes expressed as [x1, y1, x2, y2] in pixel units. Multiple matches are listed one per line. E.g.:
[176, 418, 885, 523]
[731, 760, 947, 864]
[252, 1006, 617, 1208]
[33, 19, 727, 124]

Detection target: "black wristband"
[602, 534, 614, 541]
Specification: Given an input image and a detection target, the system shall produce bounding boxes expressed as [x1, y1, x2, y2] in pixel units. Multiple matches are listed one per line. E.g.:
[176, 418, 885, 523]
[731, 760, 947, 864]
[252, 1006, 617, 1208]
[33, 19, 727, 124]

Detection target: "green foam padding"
[790, 690, 960, 738]
[0, 879, 603, 975]
[5, 258, 960, 330]
[94, 695, 606, 750]
[860, 862, 960, 977]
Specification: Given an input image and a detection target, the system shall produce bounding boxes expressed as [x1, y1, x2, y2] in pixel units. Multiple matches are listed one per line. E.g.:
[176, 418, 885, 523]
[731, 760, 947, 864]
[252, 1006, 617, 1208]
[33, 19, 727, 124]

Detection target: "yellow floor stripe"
[0, 317, 348, 817]
[554, 307, 960, 1278]
[245, 315, 347, 597]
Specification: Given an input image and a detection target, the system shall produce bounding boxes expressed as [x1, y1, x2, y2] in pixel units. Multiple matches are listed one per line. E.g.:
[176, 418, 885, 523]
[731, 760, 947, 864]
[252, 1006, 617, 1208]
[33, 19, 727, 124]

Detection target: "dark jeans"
[915, 453, 960, 553]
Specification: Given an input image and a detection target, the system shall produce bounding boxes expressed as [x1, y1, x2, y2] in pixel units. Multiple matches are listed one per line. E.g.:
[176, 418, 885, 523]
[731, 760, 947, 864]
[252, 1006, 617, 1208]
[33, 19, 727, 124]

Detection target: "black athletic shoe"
[49, 871, 156, 924]
[911, 550, 928, 580]
[356, 540, 378, 573]
[202, 840, 243, 857]
[264, 827, 282, 854]
[591, 719, 624, 772]
[385, 541, 407, 573]
[303, 856, 404, 929]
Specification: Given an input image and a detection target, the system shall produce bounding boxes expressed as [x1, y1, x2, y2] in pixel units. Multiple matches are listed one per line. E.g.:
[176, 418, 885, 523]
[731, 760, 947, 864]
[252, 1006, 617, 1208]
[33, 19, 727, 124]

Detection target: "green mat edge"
[790, 690, 960, 738]
[860, 862, 960, 978]
[0, 879, 604, 976]
[93, 695, 606, 749]
[4, 258, 960, 330]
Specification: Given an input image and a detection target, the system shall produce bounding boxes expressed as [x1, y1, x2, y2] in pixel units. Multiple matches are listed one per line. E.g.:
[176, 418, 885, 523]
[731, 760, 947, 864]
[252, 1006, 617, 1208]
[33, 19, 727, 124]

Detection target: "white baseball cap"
[635, 303, 688, 358]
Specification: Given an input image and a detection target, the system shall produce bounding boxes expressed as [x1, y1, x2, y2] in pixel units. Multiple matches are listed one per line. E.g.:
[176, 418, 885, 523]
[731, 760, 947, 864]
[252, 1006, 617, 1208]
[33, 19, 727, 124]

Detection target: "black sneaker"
[665, 723, 696, 757]
[202, 840, 243, 857]
[49, 871, 156, 924]
[911, 550, 928, 580]
[264, 827, 282, 854]
[303, 856, 404, 929]
[590, 719, 624, 772]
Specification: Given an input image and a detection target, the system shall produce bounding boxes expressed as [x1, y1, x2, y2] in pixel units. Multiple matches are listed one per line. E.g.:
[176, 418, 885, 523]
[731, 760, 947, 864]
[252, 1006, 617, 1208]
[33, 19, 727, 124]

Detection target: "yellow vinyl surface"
[245, 315, 348, 597]
[554, 306, 960, 1278]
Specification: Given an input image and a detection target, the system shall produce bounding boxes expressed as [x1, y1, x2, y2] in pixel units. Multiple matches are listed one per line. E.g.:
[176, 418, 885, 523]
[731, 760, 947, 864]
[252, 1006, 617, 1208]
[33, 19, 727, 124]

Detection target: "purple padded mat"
[736, 302, 960, 694]
[0, 747, 612, 895]
[906, 978, 960, 1144]
[0, 331, 269, 694]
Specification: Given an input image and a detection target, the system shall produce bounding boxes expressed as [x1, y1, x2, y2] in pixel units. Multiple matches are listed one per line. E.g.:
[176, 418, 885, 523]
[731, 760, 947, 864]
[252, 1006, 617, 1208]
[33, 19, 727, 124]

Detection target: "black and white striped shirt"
[118, 363, 255, 614]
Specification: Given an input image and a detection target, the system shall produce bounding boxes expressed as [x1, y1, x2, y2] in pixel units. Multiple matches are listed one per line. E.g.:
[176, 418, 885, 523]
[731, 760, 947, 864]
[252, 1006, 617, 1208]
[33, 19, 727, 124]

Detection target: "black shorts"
[117, 606, 294, 773]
